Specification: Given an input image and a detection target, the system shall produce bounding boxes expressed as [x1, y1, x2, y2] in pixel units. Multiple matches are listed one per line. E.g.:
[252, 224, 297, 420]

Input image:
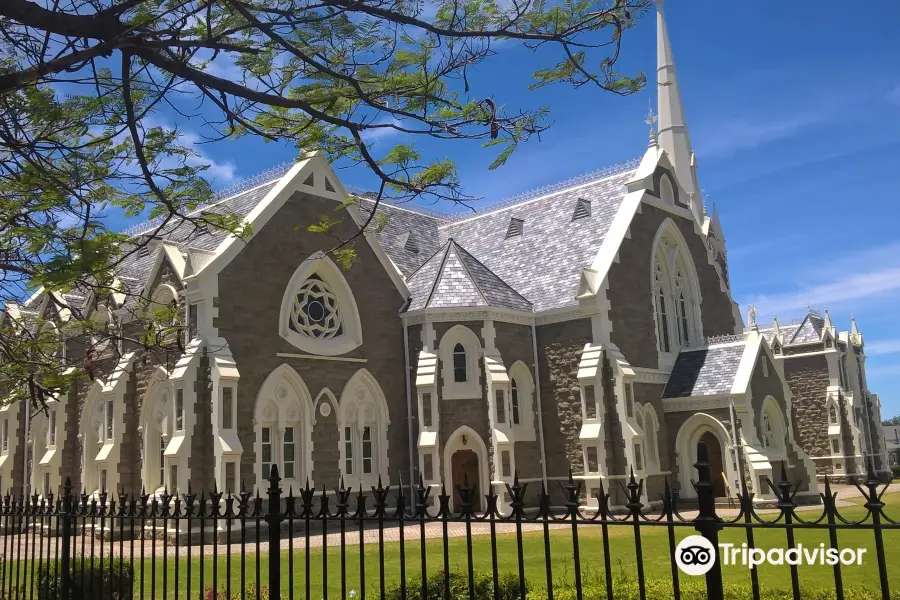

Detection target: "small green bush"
[385, 570, 523, 600]
[890, 464, 900, 479]
[37, 558, 134, 600]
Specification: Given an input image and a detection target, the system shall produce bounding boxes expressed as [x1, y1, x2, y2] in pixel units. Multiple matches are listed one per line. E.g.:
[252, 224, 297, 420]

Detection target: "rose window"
[289, 276, 342, 339]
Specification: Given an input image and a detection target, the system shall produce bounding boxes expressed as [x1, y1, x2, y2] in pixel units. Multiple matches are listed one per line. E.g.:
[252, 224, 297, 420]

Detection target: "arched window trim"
[659, 173, 676, 205]
[759, 396, 787, 457]
[140, 366, 172, 495]
[278, 252, 363, 356]
[438, 325, 482, 400]
[650, 220, 703, 357]
[253, 364, 314, 492]
[507, 361, 536, 442]
[338, 369, 391, 489]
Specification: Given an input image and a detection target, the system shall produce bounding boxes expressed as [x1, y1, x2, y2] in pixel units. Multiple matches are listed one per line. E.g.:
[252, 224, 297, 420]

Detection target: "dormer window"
[572, 198, 591, 220]
[453, 343, 467, 382]
[506, 218, 524, 238]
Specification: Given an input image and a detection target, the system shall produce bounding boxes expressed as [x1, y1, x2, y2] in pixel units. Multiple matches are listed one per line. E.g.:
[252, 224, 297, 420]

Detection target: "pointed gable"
[405, 240, 532, 312]
[789, 313, 824, 345]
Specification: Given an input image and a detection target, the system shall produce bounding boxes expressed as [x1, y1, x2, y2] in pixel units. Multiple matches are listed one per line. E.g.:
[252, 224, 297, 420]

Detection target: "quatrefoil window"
[289, 276, 343, 339]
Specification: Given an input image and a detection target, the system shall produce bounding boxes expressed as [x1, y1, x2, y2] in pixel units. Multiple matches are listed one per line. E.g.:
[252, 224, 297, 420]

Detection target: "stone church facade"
[0, 3, 889, 510]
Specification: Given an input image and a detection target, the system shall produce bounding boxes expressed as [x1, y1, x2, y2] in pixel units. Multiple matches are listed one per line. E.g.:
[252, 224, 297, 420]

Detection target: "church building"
[0, 2, 889, 511]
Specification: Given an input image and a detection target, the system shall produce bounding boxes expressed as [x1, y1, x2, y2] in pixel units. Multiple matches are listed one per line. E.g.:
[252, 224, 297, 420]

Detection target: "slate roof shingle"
[405, 240, 532, 312]
[662, 342, 746, 399]
[434, 168, 637, 312]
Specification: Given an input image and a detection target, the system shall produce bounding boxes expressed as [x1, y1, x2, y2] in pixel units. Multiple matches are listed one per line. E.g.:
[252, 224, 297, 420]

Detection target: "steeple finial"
[851, 315, 860, 336]
[748, 304, 758, 331]
[772, 315, 781, 339]
[645, 101, 658, 148]
[656, 0, 697, 197]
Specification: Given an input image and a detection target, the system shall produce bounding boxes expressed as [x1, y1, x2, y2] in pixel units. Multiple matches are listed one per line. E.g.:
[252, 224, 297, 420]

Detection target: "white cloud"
[360, 117, 404, 143]
[697, 113, 824, 159]
[140, 116, 238, 185]
[745, 266, 900, 317]
[865, 339, 900, 357]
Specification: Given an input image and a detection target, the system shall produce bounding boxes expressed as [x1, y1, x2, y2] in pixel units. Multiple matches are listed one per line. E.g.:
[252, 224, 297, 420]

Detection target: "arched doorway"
[698, 432, 727, 498]
[451, 450, 480, 509]
[442, 426, 488, 512]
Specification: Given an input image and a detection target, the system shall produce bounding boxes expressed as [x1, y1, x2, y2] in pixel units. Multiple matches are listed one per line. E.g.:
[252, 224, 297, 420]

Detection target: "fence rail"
[0, 442, 897, 600]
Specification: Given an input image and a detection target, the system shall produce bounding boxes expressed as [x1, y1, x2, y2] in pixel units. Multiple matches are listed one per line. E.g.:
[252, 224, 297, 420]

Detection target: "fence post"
[267, 465, 282, 600]
[60, 477, 72, 600]
[693, 441, 724, 600]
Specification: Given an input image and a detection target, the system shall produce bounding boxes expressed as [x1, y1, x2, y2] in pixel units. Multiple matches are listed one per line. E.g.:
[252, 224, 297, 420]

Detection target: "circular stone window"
[289, 276, 342, 339]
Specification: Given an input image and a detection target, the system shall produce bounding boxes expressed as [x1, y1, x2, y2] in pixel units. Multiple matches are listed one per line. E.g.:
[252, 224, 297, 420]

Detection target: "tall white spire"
[655, 0, 697, 198]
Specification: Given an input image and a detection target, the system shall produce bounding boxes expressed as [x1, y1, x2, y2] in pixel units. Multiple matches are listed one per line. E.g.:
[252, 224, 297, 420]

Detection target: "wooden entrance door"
[451, 449, 480, 510]
[698, 431, 727, 497]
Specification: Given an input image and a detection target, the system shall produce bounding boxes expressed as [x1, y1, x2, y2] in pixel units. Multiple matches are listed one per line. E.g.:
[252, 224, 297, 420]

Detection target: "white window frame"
[221, 386, 235, 430]
[338, 369, 390, 488]
[175, 388, 185, 432]
[438, 326, 482, 400]
[278, 253, 363, 356]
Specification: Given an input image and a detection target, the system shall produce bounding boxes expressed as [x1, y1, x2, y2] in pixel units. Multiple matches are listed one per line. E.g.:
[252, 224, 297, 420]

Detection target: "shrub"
[202, 583, 269, 600]
[385, 570, 523, 600]
[37, 558, 134, 600]
[891, 464, 900, 480]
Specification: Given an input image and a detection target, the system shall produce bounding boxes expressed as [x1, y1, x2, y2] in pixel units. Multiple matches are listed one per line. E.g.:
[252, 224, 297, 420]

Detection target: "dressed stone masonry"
[2, 2, 891, 522]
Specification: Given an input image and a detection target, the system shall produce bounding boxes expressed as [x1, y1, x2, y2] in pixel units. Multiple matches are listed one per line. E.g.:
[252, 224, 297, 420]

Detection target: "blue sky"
[128, 1, 900, 415]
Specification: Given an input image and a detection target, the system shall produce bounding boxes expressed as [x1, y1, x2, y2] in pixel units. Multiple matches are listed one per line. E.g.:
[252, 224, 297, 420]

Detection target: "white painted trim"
[253, 364, 315, 492]
[278, 252, 363, 357]
[139, 366, 172, 494]
[338, 369, 391, 489]
[674, 412, 737, 500]
[186, 153, 409, 300]
[438, 324, 482, 400]
[275, 353, 368, 363]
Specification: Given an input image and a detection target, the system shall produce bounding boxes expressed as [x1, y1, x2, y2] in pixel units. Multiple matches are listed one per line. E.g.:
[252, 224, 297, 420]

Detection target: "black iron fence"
[0, 441, 897, 600]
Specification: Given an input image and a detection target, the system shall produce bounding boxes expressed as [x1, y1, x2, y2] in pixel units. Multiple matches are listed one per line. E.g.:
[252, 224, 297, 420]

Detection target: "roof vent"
[572, 197, 591, 220]
[398, 231, 418, 253]
[506, 217, 524, 238]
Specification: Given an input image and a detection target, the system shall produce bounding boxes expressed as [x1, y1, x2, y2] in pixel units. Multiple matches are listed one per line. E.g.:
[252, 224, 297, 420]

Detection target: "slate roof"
[789, 314, 825, 345]
[750, 312, 825, 347]
[405, 240, 532, 311]
[433, 166, 637, 312]
[662, 342, 746, 399]
[357, 201, 445, 278]
[113, 180, 281, 302]
[27, 157, 639, 317]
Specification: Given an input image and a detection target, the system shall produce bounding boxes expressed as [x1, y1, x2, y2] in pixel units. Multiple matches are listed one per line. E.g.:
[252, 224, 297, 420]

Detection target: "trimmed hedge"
[384, 569, 900, 600]
[36, 558, 133, 600]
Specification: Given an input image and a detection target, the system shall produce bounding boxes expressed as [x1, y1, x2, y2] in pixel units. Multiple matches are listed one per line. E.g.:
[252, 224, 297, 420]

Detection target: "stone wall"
[600, 352, 625, 476]
[783, 354, 830, 466]
[216, 190, 410, 490]
[748, 351, 811, 490]
[535, 318, 592, 478]
[607, 197, 737, 370]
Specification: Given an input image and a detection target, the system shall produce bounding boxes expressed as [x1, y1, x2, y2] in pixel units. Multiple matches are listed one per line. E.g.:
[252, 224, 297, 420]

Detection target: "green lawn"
[129, 502, 900, 599]
[9, 502, 900, 599]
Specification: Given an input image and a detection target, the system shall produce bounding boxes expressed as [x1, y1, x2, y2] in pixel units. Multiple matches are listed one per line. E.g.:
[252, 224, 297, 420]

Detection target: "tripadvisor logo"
[675, 536, 867, 576]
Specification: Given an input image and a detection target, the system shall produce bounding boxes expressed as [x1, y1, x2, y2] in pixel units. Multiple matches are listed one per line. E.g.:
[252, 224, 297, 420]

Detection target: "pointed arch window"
[280, 253, 363, 356]
[652, 226, 702, 354]
[510, 379, 520, 425]
[654, 262, 671, 353]
[453, 344, 467, 383]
